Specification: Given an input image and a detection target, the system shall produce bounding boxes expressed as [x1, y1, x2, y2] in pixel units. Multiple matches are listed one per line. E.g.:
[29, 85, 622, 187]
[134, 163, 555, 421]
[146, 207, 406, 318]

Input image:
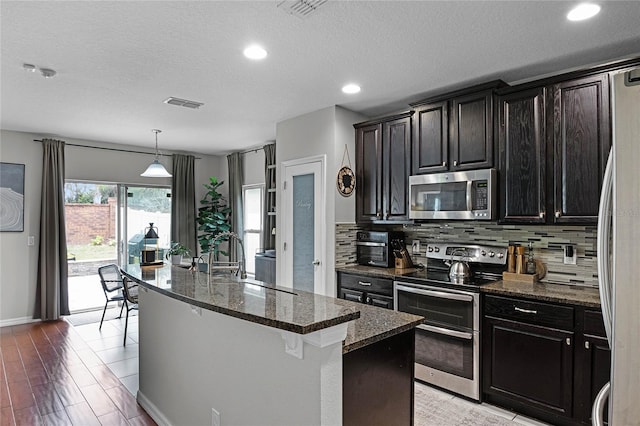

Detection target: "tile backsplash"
[335, 222, 599, 288]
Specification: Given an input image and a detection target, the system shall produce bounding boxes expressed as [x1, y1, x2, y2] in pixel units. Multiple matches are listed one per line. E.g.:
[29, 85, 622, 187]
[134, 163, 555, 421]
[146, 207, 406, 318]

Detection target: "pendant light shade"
[141, 129, 172, 177]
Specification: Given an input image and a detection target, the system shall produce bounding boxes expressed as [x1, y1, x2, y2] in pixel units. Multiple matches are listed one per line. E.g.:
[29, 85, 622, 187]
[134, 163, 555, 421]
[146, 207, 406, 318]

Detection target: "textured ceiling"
[2, 1, 639, 155]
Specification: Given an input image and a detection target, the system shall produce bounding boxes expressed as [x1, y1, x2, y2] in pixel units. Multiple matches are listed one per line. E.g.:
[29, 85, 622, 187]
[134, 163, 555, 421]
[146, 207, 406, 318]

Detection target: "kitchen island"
[121, 264, 422, 426]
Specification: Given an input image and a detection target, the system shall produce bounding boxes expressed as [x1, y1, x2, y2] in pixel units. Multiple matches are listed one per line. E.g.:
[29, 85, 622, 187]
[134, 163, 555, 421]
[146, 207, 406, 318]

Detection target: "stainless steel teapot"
[447, 249, 471, 283]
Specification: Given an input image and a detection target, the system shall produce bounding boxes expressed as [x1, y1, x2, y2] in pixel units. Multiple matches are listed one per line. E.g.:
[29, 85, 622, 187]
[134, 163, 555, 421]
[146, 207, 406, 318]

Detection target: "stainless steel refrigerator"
[594, 67, 640, 425]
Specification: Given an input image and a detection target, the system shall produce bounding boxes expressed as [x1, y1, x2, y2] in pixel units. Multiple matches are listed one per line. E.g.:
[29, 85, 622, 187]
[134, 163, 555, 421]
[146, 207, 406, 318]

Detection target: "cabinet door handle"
[366, 296, 372, 304]
[539, 212, 545, 219]
[358, 281, 372, 286]
[453, 160, 458, 166]
[585, 341, 590, 349]
[555, 210, 561, 218]
[442, 161, 447, 167]
[566, 338, 571, 346]
[514, 306, 537, 314]
[376, 210, 381, 219]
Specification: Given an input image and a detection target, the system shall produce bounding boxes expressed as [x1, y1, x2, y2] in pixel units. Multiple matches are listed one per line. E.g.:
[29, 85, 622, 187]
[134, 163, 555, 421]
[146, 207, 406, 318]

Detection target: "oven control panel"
[425, 243, 508, 265]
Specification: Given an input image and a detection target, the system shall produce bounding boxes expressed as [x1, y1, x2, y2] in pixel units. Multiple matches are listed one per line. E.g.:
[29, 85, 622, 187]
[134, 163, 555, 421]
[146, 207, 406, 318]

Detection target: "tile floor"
[2, 310, 551, 426]
[414, 381, 551, 426]
[0, 312, 153, 426]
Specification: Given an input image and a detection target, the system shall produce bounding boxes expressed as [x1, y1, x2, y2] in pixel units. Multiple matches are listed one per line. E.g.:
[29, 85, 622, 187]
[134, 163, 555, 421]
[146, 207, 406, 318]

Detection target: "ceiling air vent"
[277, 0, 328, 19]
[163, 97, 204, 109]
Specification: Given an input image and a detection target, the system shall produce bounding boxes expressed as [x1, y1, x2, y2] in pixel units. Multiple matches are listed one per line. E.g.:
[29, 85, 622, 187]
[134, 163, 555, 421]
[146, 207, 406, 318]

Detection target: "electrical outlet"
[563, 244, 577, 265]
[27, 236, 35, 246]
[212, 408, 221, 426]
[411, 240, 420, 254]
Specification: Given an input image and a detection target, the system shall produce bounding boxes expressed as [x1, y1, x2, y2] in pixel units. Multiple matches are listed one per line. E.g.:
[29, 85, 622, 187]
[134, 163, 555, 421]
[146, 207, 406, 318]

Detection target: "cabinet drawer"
[484, 295, 574, 330]
[339, 273, 393, 296]
[583, 309, 607, 338]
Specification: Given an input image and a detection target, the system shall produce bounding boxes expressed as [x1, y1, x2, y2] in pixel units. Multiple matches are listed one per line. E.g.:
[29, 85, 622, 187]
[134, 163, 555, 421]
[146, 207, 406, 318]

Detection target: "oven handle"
[355, 241, 387, 247]
[417, 324, 474, 340]
[395, 284, 474, 302]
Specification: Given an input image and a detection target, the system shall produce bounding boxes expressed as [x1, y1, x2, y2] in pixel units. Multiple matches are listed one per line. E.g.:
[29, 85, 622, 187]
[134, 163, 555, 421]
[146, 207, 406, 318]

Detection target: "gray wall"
[0, 129, 222, 324]
[275, 106, 367, 296]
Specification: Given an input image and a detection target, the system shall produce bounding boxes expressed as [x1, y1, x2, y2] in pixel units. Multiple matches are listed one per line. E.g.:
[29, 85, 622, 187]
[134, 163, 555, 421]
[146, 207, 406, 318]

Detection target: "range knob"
[497, 252, 504, 259]
[481, 250, 487, 256]
[489, 251, 495, 258]
[434, 247, 440, 253]
[428, 247, 434, 253]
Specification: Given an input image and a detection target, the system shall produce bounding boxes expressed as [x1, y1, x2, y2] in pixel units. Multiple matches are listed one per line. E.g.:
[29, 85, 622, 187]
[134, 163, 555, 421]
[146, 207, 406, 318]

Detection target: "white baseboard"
[137, 390, 172, 426]
[0, 317, 41, 328]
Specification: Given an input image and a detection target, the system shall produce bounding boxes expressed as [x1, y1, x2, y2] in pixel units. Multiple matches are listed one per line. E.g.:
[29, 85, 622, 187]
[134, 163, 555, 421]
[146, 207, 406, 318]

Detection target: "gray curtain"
[227, 152, 243, 262]
[171, 154, 197, 257]
[34, 139, 69, 320]
[261, 143, 276, 250]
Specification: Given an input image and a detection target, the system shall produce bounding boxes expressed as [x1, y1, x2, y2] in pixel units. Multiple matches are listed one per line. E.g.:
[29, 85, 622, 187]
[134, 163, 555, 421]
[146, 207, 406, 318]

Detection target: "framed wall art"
[0, 162, 25, 232]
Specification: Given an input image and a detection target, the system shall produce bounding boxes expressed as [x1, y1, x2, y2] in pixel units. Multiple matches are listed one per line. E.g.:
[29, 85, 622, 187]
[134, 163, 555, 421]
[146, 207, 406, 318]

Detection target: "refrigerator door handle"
[592, 381, 610, 426]
[597, 149, 614, 345]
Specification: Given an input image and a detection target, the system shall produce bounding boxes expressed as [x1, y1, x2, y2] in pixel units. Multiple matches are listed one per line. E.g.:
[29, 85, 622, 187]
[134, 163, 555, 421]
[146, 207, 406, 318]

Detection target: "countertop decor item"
[337, 144, 355, 197]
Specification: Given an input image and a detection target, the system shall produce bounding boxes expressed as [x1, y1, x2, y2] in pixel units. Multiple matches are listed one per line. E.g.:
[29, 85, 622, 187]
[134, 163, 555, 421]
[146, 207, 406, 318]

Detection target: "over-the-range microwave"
[409, 168, 497, 220]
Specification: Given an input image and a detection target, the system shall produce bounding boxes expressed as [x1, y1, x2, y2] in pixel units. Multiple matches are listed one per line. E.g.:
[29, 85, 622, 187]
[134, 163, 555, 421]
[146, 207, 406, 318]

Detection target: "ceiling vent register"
[277, 0, 328, 19]
[163, 97, 204, 109]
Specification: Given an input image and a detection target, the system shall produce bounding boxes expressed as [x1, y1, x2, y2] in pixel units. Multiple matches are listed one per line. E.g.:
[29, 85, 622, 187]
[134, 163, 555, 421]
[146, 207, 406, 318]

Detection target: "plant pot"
[170, 254, 183, 265]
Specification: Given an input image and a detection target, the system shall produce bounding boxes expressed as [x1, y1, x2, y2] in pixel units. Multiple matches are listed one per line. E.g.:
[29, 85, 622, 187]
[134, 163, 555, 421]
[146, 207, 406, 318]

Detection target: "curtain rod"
[240, 147, 261, 155]
[33, 139, 202, 159]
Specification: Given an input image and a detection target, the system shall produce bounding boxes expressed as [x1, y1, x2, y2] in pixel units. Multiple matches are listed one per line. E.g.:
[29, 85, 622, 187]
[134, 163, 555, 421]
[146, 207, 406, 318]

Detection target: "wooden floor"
[0, 320, 155, 426]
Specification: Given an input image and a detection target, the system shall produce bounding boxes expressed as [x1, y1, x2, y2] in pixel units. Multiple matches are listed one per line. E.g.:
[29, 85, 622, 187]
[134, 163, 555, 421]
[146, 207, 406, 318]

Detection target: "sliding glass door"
[118, 185, 172, 265]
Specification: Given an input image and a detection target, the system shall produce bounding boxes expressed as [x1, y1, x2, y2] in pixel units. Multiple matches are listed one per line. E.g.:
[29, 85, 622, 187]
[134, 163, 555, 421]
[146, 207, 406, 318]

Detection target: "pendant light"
[141, 129, 172, 177]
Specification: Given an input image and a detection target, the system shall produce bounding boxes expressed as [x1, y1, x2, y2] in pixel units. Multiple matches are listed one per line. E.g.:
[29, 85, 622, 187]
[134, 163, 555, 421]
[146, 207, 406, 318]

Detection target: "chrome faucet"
[209, 231, 247, 279]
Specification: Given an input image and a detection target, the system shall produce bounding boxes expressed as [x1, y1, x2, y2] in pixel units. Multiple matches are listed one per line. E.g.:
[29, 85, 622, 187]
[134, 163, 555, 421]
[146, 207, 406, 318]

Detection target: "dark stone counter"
[121, 263, 422, 353]
[337, 264, 601, 308]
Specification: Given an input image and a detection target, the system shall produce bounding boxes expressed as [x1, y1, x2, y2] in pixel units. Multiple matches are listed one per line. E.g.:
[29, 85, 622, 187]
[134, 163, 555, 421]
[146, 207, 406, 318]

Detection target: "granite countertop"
[122, 264, 423, 353]
[121, 263, 360, 335]
[481, 280, 601, 308]
[337, 264, 601, 308]
[339, 301, 422, 353]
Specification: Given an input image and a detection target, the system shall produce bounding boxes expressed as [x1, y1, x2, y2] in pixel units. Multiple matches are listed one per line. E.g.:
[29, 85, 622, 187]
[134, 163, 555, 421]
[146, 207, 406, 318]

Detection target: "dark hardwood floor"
[0, 320, 155, 426]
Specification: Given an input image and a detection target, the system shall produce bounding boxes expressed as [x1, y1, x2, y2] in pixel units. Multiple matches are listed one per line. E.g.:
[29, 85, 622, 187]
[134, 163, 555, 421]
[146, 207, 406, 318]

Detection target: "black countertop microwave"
[409, 168, 497, 220]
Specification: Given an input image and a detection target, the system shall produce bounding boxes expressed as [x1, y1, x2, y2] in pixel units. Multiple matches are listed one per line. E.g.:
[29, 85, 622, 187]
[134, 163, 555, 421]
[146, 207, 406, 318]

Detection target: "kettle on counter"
[447, 249, 471, 283]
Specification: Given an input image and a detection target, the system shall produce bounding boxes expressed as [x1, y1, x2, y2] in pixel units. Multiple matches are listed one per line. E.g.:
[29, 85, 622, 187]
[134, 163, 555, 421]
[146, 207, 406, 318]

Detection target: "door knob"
[312, 259, 320, 266]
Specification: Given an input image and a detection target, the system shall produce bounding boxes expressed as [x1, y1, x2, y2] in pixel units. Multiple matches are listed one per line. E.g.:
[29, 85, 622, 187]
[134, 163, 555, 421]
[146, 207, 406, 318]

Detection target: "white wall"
[0, 129, 222, 324]
[138, 288, 343, 426]
[275, 106, 367, 297]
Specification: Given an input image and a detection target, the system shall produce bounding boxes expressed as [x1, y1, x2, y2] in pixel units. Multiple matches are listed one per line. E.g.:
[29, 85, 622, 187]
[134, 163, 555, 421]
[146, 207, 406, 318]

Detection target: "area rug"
[414, 382, 515, 426]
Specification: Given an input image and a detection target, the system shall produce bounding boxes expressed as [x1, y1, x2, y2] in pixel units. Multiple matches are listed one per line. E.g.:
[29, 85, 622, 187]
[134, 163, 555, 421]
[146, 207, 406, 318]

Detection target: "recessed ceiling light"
[243, 45, 267, 60]
[567, 3, 601, 21]
[342, 84, 361, 94]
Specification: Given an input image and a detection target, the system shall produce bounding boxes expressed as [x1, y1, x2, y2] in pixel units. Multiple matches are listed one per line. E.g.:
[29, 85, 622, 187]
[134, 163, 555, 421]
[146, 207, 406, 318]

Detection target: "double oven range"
[394, 243, 507, 401]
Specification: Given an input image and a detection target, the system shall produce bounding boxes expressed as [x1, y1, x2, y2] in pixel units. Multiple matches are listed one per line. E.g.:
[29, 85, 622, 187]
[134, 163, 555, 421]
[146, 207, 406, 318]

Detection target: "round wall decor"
[337, 165, 355, 197]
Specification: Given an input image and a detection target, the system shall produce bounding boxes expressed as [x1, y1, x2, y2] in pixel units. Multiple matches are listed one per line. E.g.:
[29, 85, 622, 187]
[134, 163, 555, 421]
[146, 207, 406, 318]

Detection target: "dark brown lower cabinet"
[343, 329, 415, 426]
[337, 272, 394, 310]
[482, 295, 611, 426]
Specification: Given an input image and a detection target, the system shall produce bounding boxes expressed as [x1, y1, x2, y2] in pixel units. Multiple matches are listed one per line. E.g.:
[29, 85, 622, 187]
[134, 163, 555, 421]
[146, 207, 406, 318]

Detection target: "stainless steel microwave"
[409, 169, 497, 220]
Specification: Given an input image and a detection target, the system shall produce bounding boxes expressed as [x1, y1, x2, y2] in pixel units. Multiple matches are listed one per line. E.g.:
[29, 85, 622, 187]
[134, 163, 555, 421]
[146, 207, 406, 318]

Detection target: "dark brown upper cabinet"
[411, 81, 505, 175]
[450, 90, 495, 171]
[498, 87, 547, 223]
[498, 73, 610, 224]
[412, 100, 448, 174]
[551, 74, 610, 223]
[355, 112, 412, 224]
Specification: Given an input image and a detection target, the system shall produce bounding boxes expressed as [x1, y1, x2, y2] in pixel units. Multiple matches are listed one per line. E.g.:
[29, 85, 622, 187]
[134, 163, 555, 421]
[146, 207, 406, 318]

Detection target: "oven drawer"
[339, 273, 393, 297]
[484, 295, 574, 330]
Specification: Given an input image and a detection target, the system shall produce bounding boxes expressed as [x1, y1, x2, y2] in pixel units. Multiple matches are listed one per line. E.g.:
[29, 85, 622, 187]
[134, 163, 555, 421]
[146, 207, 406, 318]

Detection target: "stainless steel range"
[393, 242, 507, 401]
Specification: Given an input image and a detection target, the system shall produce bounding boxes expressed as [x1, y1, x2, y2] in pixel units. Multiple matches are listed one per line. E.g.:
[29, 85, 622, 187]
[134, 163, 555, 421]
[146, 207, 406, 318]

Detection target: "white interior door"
[281, 156, 325, 295]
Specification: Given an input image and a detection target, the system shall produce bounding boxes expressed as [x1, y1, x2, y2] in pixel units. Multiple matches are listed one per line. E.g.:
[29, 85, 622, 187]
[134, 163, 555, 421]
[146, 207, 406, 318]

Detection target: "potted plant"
[197, 176, 232, 271]
[165, 242, 191, 265]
